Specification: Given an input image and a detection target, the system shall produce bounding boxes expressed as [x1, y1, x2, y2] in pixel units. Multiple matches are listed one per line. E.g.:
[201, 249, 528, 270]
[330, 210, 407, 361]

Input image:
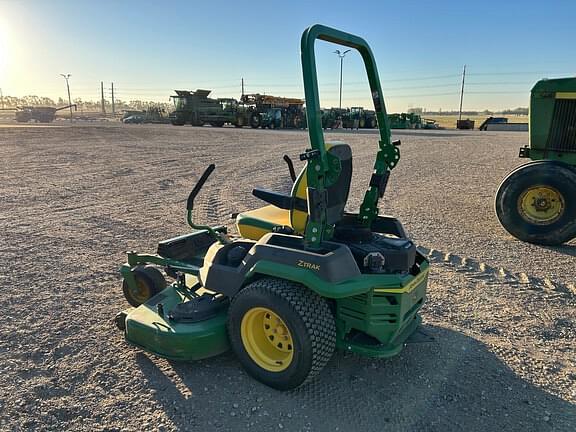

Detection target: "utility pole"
[60, 74, 73, 122]
[241, 78, 244, 99]
[0, 88, 4, 109]
[111, 82, 115, 116]
[101, 81, 106, 115]
[334, 49, 351, 109]
[458, 65, 466, 121]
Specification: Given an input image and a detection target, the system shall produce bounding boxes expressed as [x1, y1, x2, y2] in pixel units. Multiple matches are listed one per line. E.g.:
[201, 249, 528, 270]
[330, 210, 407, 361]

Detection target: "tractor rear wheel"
[495, 161, 576, 245]
[227, 278, 336, 390]
[235, 116, 245, 128]
[250, 113, 261, 128]
[122, 265, 167, 307]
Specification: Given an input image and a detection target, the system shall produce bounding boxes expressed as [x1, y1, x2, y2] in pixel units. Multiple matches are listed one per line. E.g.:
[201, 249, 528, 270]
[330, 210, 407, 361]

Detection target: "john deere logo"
[297, 260, 321, 271]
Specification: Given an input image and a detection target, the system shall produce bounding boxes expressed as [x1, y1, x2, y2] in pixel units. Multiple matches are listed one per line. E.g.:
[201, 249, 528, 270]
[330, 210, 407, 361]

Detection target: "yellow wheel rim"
[240, 307, 294, 372]
[129, 278, 152, 305]
[518, 185, 565, 225]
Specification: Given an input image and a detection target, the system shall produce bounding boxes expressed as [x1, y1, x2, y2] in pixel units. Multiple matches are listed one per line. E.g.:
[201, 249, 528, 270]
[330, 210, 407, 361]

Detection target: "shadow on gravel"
[134, 325, 575, 432]
[541, 243, 576, 257]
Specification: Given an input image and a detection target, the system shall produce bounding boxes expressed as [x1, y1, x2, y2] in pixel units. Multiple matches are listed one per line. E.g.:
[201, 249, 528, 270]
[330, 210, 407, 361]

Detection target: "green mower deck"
[120, 279, 229, 361]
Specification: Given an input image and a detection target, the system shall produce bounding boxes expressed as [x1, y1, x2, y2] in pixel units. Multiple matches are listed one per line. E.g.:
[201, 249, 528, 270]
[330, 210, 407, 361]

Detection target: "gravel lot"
[0, 123, 574, 431]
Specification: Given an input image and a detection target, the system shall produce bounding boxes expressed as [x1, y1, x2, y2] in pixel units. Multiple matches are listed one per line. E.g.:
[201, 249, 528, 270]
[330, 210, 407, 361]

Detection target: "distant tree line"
[0, 95, 172, 113]
[407, 107, 529, 116]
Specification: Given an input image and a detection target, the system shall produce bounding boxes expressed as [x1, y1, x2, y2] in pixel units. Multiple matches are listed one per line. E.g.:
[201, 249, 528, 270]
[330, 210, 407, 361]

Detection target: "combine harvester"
[169, 90, 249, 127]
[495, 78, 576, 245]
[115, 25, 430, 390]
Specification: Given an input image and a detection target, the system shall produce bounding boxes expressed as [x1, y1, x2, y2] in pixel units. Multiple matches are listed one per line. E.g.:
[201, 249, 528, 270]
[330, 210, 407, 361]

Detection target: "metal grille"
[547, 99, 576, 153]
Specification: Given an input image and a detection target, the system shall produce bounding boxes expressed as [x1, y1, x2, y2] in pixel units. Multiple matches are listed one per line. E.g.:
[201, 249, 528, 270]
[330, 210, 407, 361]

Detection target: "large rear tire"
[250, 113, 261, 129]
[227, 278, 336, 390]
[495, 161, 576, 245]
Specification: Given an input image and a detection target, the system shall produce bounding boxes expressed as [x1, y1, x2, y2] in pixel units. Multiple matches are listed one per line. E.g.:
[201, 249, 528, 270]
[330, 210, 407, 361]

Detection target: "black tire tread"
[229, 277, 336, 388]
[495, 161, 576, 245]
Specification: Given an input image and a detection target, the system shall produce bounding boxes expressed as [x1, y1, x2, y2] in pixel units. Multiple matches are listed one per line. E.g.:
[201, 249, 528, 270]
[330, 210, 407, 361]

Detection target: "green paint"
[529, 77, 576, 164]
[300, 25, 397, 248]
[118, 25, 428, 367]
[124, 283, 229, 361]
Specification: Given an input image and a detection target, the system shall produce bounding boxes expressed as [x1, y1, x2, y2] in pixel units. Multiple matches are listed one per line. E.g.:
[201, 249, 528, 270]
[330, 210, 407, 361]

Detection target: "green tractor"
[495, 78, 576, 245]
[115, 25, 429, 390]
[169, 90, 247, 127]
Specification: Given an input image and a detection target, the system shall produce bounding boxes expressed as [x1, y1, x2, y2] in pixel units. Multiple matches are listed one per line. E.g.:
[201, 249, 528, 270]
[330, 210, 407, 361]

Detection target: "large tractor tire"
[250, 113, 261, 129]
[227, 278, 336, 390]
[358, 117, 366, 128]
[171, 121, 185, 126]
[235, 116, 245, 128]
[122, 265, 166, 307]
[495, 161, 576, 245]
[210, 121, 225, 127]
[367, 117, 377, 129]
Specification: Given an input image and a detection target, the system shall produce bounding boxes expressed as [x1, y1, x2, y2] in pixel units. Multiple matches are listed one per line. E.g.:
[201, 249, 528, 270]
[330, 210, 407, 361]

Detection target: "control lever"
[187, 164, 215, 211]
[283, 155, 297, 182]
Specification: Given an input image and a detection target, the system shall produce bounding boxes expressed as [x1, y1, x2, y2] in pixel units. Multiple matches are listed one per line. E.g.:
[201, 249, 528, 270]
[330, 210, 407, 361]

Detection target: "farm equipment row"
[0, 104, 77, 123]
[167, 88, 436, 130]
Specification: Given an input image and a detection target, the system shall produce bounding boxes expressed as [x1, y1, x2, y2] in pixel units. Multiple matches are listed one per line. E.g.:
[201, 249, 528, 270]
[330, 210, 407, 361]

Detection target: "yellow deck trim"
[374, 268, 429, 293]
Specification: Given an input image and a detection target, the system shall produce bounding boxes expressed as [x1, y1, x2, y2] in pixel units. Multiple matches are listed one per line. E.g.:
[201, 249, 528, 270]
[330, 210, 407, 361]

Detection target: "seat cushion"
[236, 205, 290, 240]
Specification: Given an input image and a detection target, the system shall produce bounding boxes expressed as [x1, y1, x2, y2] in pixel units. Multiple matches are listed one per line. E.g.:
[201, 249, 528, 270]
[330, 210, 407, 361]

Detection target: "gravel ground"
[0, 123, 574, 431]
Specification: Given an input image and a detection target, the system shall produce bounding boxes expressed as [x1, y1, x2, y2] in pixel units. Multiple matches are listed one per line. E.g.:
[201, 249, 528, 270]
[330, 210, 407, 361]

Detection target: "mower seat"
[235, 205, 292, 240]
[236, 143, 352, 241]
[236, 164, 308, 240]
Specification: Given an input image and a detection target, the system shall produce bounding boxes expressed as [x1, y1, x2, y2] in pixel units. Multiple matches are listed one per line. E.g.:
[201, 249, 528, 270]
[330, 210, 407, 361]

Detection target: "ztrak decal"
[297, 260, 321, 271]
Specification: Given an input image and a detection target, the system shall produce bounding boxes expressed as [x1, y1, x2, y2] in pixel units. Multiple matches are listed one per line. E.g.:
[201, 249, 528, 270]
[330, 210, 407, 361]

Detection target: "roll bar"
[300, 25, 400, 247]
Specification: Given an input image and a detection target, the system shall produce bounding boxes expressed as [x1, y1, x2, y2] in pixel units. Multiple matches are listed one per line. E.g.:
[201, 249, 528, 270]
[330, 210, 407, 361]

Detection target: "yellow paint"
[555, 92, 576, 100]
[241, 307, 294, 372]
[237, 224, 272, 241]
[518, 185, 565, 225]
[290, 167, 308, 234]
[374, 269, 429, 294]
[236, 205, 290, 240]
[128, 277, 152, 305]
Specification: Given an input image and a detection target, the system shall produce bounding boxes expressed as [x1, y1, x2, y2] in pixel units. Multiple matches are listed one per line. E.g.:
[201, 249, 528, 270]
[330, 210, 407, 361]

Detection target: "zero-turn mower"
[495, 78, 576, 245]
[115, 25, 429, 390]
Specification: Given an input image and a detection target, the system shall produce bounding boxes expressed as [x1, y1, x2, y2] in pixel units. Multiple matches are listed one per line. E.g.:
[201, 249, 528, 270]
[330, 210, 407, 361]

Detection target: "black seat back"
[324, 143, 353, 225]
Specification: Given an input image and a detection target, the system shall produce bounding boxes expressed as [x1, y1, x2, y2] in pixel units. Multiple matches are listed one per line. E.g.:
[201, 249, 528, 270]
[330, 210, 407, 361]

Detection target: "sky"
[0, 0, 575, 112]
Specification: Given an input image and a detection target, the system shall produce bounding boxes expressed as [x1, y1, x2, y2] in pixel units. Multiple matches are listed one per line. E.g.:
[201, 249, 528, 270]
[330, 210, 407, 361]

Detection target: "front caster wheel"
[227, 278, 336, 390]
[122, 265, 166, 307]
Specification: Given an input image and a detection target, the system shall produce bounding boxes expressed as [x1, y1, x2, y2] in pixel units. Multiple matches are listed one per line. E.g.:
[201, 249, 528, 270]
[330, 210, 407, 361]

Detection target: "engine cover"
[345, 233, 416, 273]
